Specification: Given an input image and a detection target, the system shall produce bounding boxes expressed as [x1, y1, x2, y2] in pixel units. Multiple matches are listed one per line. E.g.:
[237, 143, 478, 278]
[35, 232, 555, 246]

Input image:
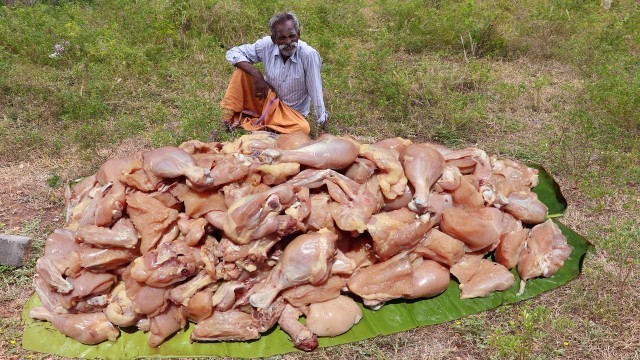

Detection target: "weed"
[46, 172, 62, 188]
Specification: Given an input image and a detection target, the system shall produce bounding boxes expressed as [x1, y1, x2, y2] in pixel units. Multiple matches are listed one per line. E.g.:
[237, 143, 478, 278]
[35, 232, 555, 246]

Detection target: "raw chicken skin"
[221, 131, 278, 155]
[105, 282, 140, 327]
[29, 306, 119, 345]
[185, 287, 215, 323]
[344, 158, 376, 184]
[440, 147, 492, 181]
[79, 246, 139, 272]
[75, 217, 139, 249]
[258, 162, 301, 185]
[59, 270, 117, 310]
[451, 175, 485, 209]
[329, 175, 384, 233]
[130, 240, 202, 287]
[172, 184, 227, 218]
[373, 137, 412, 158]
[306, 295, 363, 336]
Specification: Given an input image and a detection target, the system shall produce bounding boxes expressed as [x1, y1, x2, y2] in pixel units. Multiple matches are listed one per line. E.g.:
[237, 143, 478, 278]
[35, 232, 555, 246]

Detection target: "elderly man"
[221, 12, 327, 134]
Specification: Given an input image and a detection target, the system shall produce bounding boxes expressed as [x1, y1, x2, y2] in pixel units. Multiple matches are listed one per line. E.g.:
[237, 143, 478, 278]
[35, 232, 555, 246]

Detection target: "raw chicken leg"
[278, 304, 318, 351]
[265, 134, 360, 170]
[249, 228, 338, 308]
[402, 143, 445, 213]
[142, 146, 213, 189]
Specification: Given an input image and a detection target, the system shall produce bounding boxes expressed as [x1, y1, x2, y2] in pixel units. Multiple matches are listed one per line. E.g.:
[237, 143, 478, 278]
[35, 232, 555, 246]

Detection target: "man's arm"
[233, 62, 273, 99]
[226, 37, 274, 99]
[303, 49, 328, 125]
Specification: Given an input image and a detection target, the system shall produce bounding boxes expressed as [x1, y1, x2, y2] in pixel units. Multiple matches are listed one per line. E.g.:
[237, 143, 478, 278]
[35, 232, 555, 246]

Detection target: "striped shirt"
[226, 36, 327, 124]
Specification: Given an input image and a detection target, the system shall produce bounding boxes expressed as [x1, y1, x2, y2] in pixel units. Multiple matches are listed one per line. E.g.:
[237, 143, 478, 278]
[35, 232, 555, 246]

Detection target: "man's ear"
[271, 34, 276, 43]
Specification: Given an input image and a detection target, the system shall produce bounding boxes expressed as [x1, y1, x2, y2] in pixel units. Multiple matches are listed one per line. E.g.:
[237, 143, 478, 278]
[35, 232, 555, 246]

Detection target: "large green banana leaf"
[21, 165, 587, 359]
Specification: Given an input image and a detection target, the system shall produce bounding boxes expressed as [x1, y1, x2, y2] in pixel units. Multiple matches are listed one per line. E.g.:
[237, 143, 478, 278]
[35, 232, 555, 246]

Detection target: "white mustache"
[279, 42, 298, 52]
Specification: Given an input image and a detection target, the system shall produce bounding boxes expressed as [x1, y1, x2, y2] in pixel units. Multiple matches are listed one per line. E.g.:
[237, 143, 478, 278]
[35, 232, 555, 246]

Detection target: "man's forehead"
[274, 20, 297, 35]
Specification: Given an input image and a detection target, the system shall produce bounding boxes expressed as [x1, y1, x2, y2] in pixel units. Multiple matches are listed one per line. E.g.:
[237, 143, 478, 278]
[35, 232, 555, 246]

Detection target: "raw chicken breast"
[440, 207, 504, 251]
[517, 219, 573, 282]
[451, 255, 515, 299]
[29, 306, 119, 345]
[306, 295, 363, 336]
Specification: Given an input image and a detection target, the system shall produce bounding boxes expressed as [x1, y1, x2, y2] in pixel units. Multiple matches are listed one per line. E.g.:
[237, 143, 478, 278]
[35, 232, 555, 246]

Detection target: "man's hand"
[253, 76, 272, 99]
[233, 62, 274, 99]
[316, 113, 328, 126]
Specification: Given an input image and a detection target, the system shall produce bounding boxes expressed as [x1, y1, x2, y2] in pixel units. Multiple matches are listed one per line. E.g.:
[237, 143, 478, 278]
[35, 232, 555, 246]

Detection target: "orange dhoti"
[220, 69, 311, 134]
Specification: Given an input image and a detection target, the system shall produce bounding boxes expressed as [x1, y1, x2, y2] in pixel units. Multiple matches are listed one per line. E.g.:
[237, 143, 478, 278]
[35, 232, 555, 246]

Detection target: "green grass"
[1, 0, 639, 359]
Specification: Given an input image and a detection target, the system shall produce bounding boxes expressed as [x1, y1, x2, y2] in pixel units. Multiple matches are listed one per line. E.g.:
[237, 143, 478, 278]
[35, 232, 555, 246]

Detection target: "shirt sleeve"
[225, 36, 271, 65]
[303, 49, 328, 124]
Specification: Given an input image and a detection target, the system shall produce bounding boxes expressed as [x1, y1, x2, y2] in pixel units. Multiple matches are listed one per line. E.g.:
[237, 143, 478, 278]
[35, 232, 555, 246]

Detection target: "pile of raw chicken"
[29, 132, 573, 351]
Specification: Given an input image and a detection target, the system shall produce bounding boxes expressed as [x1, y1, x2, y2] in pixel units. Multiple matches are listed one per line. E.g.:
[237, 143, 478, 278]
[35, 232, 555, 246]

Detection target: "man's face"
[272, 20, 300, 58]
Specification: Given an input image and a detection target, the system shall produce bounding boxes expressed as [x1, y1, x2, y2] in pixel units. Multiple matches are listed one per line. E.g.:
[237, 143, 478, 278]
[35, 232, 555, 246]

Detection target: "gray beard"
[279, 42, 298, 57]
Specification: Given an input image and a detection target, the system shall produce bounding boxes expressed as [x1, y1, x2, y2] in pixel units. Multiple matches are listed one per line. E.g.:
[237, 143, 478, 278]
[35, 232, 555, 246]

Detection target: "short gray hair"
[269, 12, 300, 36]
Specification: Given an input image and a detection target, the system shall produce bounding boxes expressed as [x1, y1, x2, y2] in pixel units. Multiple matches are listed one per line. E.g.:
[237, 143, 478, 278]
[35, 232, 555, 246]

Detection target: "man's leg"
[220, 69, 264, 130]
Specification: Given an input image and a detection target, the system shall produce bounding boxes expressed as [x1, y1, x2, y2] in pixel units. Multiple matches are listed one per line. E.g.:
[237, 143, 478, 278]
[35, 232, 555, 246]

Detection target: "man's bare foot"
[223, 119, 240, 131]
